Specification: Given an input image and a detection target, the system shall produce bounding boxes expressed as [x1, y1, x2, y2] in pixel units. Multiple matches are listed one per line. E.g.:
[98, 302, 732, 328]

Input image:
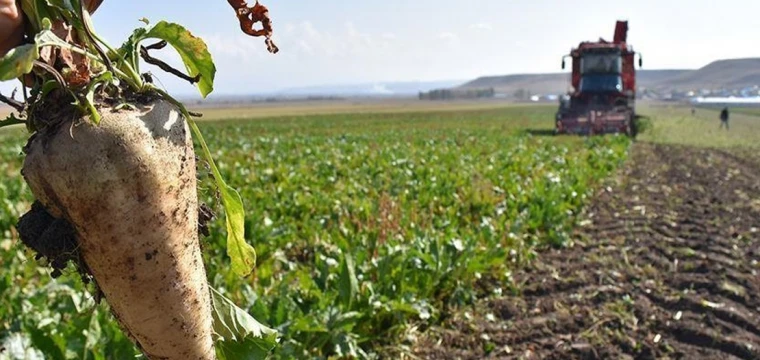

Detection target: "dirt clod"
[198, 202, 214, 237]
[145, 250, 158, 261]
[17, 200, 80, 278]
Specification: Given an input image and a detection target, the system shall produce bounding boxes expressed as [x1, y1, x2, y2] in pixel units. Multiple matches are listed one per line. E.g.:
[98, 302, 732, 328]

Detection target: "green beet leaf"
[142, 21, 216, 98]
[338, 252, 359, 308]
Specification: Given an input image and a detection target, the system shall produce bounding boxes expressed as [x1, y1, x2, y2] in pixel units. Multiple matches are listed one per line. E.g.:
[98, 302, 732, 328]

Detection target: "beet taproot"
[22, 99, 215, 359]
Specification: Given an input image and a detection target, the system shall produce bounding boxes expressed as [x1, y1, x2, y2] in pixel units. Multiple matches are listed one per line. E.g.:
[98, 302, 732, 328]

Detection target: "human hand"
[0, 0, 103, 56]
[0, 0, 23, 56]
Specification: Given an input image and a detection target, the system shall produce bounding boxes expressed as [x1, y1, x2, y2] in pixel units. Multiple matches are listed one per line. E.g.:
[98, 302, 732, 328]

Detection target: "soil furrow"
[414, 143, 760, 359]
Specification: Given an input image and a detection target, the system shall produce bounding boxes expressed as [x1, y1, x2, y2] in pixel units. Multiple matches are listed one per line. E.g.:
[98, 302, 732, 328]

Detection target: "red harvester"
[555, 21, 643, 136]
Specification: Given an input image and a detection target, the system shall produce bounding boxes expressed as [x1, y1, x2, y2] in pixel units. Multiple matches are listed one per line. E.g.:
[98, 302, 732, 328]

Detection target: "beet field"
[0, 104, 631, 358]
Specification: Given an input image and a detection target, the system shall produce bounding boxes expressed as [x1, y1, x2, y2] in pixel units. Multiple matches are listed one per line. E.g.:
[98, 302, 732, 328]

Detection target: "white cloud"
[381, 32, 397, 40]
[301, 21, 320, 39]
[201, 33, 268, 60]
[297, 40, 314, 55]
[283, 22, 296, 34]
[438, 32, 459, 41]
[470, 23, 493, 31]
[154, 20, 491, 95]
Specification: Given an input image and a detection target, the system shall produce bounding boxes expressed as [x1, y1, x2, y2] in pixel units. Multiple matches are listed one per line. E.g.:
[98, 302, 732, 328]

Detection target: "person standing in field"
[720, 107, 730, 130]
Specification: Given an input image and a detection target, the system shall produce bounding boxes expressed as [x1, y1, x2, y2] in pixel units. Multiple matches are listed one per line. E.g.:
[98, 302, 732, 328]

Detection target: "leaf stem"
[37, 42, 141, 90]
[0, 116, 25, 128]
[78, 2, 114, 75]
[140, 45, 200, 85]
[0, 92, 24, 112]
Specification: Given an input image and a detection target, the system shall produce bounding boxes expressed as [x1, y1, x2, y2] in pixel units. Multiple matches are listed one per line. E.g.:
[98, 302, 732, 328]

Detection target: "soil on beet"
[16, 93, 216, 273]
[16, 199, 215, 279]
[17, 200, 82, 279]
[414, 142, 760, 360]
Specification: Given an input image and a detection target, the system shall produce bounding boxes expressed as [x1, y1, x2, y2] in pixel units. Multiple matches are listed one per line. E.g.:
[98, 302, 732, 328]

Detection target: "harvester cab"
[555, 21, 643, 137]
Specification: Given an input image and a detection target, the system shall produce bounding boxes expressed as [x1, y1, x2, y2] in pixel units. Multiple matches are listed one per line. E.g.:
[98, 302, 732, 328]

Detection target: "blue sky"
[3, 0, 760, 98]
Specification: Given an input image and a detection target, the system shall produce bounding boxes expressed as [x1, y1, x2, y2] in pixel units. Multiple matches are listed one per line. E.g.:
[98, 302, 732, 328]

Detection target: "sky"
[2, 0, 760, 99]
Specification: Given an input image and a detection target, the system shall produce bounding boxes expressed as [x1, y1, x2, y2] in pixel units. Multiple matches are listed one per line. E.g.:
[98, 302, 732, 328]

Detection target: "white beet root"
[22, 99, 215, 359]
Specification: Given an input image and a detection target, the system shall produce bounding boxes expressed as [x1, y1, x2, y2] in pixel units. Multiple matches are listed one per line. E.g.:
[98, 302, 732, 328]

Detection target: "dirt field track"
[415, 142, 760, 359]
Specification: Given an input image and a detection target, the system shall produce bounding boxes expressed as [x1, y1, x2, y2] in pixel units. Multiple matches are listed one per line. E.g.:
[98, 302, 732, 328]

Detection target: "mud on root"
[16, 200, 216, 295]
[16, 200, 95, 286]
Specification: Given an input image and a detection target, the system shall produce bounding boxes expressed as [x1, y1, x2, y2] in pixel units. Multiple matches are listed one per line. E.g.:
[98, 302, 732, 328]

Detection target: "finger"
[0, 24, 23, 56]
[0, 0, 24, 56]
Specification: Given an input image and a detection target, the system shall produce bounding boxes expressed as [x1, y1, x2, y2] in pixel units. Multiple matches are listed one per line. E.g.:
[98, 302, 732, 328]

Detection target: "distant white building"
[690, 96, 760, 107]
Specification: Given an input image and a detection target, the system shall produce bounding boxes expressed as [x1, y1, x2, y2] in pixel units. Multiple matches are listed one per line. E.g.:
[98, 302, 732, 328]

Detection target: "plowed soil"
[415, 143, 760, 360]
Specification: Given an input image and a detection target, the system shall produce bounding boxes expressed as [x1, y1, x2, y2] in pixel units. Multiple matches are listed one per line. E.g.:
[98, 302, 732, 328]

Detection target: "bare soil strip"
[415, 143, 760, 360]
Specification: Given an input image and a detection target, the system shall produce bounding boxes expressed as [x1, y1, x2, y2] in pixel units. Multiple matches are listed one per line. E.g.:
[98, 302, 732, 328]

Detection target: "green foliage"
[0, 44, 38, 81]
[193, 108, 629, 358]
[188, 119, 258, 278]
[0, 106, 631, 358]
[211, 287, 278, 359]
[19, 0, 50, 32]
[82, 72, 116, 124]
[143, 22, 216, 97]
[636, 104, 760, 149]
[634, 115, 652, 135]
[119, 20, 217, 98]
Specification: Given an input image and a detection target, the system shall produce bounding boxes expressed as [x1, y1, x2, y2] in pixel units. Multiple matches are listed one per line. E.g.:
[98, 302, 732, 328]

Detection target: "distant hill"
[461, 73, 571, 97]
[459, 58, 760, 96]
[656, 58, 760, 90]
[276, 80, 467, 97]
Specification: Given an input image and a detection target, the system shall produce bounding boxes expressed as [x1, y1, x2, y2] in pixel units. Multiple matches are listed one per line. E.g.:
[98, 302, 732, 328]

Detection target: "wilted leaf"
[210, 287, 278, 360]
[35, 21, 86, 57]
[46, 20, 91, 86]
[0, 44, 38, 82]
[221, 184, 257, 277]
[188, 120, 256, 276]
